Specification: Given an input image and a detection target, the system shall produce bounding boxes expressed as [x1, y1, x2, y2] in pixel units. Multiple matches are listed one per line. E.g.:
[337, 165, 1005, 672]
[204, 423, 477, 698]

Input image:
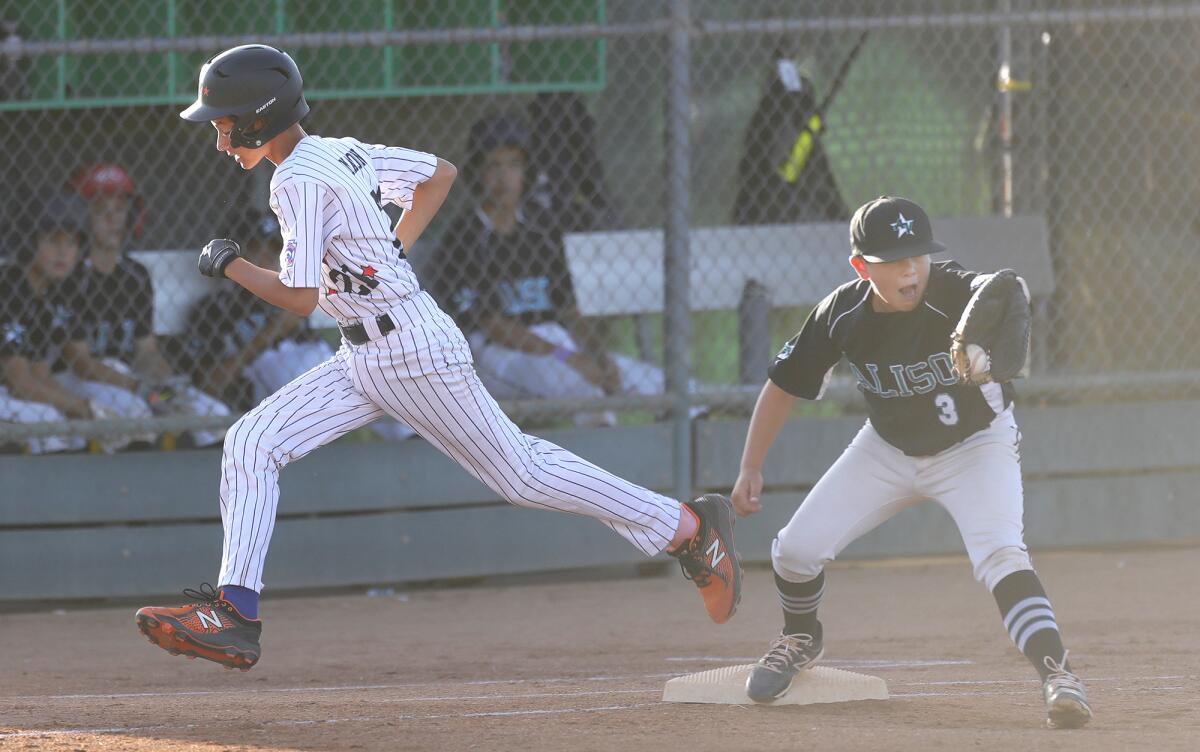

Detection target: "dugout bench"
[562, 214, 1056, 378]
[135, 214, 1055, 374]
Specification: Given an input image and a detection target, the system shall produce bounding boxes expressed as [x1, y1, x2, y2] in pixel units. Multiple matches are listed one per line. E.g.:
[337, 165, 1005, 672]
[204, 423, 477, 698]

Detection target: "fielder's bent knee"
[976, 545, 1033, 591]
[770, 535, 826, 583]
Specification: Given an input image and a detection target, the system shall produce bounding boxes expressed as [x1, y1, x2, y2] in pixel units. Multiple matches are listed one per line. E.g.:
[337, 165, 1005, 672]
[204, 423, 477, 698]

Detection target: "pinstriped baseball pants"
[217, 294, 682, 591]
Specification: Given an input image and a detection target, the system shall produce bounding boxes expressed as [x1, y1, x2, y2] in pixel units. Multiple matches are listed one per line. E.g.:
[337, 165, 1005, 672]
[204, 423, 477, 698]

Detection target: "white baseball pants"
[218, 293, 682, 591]
[246, 339, 415, 442]
[0, 385, 86, 454]
[772, 409, 1030, 591]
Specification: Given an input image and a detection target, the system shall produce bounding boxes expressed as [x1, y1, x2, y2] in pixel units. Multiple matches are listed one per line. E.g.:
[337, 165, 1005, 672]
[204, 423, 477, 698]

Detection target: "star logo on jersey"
[891, 213, 915, 238]
[361, 265, 376, 278]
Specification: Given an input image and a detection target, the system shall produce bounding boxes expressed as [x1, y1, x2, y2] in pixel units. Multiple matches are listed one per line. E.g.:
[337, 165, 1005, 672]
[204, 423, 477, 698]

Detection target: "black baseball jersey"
[185, 286, 318, 368]
[56, 256, 155, 362]
[0, 264, 82, 364]
[769, 261, 1015, 456]
[431, 206, 576, 332]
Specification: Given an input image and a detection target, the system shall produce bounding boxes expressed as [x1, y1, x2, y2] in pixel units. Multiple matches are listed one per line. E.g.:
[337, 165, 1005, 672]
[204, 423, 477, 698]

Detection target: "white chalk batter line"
[378, 688, 658, 704]
[0, 672, 684, 703]
[665, 657, 974, 668]
[892, 674, 1191, 687]
[892, 685, 1190, 699]
[5, 668, 1194, 705]
[5, 681, 1195, 739]
[0, 702, 659, 739]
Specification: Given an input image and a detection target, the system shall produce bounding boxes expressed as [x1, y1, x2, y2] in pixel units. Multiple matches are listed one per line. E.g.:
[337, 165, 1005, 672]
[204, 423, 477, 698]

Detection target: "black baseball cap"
[33, 191, 88, 237]
[849, 196, 946, 263]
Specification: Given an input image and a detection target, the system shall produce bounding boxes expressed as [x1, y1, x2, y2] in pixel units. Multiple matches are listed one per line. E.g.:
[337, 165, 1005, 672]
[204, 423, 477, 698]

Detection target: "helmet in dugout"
[68, 162, 146, 240]
[180, 44, 309, 149]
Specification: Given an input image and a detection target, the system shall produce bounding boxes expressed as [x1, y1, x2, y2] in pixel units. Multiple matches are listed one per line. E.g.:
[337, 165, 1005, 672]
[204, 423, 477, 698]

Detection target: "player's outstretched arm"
[732, 379, 796, 517]
[224, 259, 320, 316]
[394, 158, 457, 252]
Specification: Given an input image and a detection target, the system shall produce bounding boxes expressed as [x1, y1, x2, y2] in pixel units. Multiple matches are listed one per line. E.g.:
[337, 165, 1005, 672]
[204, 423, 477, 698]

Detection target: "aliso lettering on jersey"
[849, 352, 958, 398]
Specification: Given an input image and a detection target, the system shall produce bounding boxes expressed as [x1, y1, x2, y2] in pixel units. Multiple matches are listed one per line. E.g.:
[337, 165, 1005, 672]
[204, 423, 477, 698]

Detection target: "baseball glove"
[950, 269, 1031, 385]
[198, 238, 242, 278]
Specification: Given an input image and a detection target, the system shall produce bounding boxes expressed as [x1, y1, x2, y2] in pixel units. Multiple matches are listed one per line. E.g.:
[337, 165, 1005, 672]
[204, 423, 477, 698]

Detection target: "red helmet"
[69, 162, 145, 239]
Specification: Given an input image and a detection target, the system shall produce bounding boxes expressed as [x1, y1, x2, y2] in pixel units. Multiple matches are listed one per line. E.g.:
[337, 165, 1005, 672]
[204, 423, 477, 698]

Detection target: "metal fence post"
[665, 0, 692, 505]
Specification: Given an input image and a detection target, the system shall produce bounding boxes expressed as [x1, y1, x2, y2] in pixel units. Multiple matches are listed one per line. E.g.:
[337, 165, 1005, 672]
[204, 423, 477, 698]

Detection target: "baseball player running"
[135, 45, 741, 670]
[733, 197, 1091, 729]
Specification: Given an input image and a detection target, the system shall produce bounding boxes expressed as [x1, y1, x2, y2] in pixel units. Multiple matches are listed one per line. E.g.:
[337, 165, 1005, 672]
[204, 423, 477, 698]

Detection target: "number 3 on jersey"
[934, 393, 959, 425]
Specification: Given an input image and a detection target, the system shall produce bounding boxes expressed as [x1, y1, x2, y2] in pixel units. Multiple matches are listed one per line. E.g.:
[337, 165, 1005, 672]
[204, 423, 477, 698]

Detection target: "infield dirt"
[2, 546, 1197, 751]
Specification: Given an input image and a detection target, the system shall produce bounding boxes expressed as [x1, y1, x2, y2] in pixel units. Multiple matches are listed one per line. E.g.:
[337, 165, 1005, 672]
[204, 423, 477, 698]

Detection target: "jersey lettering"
[327, 264, 382, 296]
[904, 361, 938, 394]
[888, 364, 915, 398]
[929, 352, 957, 384]
[865, 363, 899, 398]
[338, 149, 369, 174]
[852, 354, 959, 399]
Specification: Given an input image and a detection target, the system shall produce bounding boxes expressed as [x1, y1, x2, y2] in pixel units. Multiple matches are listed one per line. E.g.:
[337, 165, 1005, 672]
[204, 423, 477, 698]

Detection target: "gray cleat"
[1043, 652, 1092, 729]
[745, 631, 824, 703]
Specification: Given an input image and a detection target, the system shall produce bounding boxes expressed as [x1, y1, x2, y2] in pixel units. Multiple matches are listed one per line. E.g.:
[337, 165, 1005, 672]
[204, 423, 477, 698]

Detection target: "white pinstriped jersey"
[216, 132, 689, 598]
[269, 135, 437, 323]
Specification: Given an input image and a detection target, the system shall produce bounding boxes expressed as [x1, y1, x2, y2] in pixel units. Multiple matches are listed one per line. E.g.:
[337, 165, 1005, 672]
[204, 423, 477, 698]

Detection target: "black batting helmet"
[180, 44, 309, 148]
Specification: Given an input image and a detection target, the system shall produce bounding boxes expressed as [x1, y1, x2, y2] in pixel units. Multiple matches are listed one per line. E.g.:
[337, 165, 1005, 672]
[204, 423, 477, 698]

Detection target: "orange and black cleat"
[135, 583, 262, 670]
[672, 494, 743, 624]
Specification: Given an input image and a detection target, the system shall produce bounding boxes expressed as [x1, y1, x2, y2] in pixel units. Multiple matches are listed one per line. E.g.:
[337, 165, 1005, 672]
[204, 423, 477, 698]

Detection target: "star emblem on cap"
[891, 213, 915, 238]
[202, 86, 210, 97]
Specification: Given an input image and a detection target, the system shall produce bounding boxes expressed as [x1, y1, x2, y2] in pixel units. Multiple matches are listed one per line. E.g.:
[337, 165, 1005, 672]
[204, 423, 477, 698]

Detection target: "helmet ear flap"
[230, 110, 266, 148]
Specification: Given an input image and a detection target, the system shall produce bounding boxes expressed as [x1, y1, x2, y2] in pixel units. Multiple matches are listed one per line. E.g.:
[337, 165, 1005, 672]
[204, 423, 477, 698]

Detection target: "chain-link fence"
[3, 0, 1200, 456]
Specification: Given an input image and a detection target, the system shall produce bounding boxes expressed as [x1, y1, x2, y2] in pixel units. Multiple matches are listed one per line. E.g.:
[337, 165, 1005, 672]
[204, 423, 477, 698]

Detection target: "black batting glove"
[198, 238, 242, 278]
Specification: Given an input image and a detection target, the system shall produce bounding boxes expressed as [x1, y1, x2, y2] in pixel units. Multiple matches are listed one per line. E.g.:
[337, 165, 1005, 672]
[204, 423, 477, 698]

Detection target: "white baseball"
[966, 344, 990, 376]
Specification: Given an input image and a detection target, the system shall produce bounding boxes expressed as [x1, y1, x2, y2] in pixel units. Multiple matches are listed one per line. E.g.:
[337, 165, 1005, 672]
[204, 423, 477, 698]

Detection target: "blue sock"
[219, 585, 259, 620]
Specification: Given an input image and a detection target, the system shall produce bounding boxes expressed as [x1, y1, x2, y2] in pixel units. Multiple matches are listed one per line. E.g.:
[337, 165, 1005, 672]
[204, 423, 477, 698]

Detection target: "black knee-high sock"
[992, 570, 1069, 679]
[776, 570, 824, 640]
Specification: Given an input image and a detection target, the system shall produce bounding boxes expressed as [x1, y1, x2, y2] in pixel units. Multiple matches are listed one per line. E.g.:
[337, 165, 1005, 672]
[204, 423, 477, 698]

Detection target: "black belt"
[340, 313, 396, 345]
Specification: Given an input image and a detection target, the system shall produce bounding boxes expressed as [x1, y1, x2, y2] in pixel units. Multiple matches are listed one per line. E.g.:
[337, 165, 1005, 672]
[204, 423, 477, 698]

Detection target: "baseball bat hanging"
[777, 30, 870, 183]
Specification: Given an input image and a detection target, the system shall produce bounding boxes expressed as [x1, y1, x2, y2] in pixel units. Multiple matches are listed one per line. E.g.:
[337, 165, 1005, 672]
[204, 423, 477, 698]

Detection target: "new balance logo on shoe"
[136, 584, 263, 670]
[672, 495, 742, 624]
[196, 608, 224, 630]
[707, 539, 726, 568]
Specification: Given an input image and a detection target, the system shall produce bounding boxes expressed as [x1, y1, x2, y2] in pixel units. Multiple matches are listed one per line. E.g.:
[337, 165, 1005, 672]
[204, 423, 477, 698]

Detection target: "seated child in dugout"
[1, 193, 101, 453]
[731, 196, 1092, 730]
